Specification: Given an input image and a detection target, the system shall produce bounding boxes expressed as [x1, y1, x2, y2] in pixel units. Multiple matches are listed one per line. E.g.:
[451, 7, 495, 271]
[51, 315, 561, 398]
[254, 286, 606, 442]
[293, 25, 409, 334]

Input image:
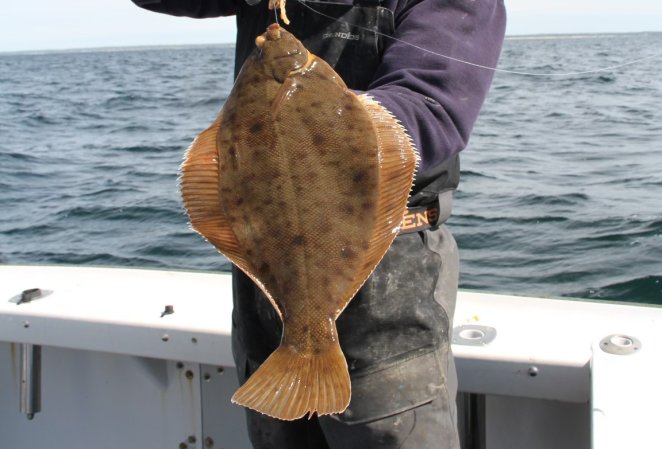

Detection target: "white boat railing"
[1, 265, 660, 449]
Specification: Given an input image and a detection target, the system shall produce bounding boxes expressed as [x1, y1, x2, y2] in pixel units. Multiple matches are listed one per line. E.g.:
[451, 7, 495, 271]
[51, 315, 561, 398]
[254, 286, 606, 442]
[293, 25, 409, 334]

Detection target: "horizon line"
[1, 30, 660, 56]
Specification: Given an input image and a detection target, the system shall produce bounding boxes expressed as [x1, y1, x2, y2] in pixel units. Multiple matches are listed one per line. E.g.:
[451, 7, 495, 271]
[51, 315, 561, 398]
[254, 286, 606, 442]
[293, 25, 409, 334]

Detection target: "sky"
[1, 0, 662, 52]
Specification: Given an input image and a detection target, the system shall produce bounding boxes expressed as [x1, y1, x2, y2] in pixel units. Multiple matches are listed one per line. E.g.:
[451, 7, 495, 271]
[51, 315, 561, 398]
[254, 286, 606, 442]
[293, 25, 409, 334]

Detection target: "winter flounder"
[180, 24, 417, 420]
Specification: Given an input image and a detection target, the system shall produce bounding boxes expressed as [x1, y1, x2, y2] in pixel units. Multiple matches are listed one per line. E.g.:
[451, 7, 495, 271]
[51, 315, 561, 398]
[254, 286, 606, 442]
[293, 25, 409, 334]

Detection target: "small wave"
[451, 213, 568, 225]
[596, 74, 616, 83]
[78, 187, 141, 198]
[0, 151, 40, 163]
[460, 169, 497, 179]
[15, 251, 167, 267]
[643, 218, 662, 232]
[112, 144, 181, 154]
[102, 94, 152, 108]
[515, 193, 590, 207]
[192, 96, 226, 107]
[545, 111, 568, 118]
[108, 124, 151, 134]
[56, 204, 182, 223]
[1, 224, 64, 237]
[578, 217, 662, 243]
[23, 113, 59, 126]
[570, 275, 662, 304]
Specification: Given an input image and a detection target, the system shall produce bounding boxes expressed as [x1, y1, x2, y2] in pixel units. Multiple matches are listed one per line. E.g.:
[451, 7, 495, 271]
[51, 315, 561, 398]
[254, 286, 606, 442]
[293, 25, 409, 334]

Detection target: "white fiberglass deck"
[1, 265, 660, 448]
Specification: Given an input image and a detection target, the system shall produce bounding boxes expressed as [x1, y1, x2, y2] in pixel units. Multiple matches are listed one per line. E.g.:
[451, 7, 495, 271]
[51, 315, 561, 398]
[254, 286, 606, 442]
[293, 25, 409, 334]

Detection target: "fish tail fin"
[231, 342, 350, 421]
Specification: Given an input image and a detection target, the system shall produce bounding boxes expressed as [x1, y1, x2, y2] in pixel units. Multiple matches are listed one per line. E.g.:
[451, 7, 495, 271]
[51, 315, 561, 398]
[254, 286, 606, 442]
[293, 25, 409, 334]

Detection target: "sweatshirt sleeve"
[131, 0, 237, 18]
[368, 0, 506, 172]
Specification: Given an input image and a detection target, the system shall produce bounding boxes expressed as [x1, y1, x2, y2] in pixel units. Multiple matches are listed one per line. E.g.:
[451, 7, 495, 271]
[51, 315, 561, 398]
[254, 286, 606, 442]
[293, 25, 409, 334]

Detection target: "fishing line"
[292, 0, 662, 77]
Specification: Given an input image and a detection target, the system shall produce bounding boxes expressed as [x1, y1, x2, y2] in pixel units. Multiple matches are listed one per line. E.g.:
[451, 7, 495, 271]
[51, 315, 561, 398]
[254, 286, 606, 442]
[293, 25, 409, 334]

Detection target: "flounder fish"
[180, 24, 417, 420]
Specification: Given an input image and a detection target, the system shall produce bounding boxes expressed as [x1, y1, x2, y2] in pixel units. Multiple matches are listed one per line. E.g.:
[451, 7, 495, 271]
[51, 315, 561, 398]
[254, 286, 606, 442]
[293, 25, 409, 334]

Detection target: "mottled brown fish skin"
[180, 24, 416, 420]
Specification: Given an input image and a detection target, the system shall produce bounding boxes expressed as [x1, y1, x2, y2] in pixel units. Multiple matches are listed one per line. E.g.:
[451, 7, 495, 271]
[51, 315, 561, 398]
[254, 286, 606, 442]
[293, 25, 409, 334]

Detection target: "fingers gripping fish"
[180, 24, 417, 420]
[269, 0, 290, 25]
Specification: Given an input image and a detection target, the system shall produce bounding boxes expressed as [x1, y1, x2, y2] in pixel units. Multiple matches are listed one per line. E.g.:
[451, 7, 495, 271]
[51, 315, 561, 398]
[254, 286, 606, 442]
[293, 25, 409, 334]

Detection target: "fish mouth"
[266, 24, 282, 41]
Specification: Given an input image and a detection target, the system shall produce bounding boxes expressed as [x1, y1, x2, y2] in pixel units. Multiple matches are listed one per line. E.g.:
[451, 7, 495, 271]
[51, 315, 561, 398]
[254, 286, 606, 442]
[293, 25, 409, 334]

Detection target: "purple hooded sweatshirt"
[133, 0, 506, 182]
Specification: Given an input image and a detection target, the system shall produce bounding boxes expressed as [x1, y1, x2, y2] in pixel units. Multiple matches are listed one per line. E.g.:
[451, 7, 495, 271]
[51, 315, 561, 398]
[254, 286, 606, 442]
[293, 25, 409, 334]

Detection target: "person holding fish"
[133, 0, 505, 448]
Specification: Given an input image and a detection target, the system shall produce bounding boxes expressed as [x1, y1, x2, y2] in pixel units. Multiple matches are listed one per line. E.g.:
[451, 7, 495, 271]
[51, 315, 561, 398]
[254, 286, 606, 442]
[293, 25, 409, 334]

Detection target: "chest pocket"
[282, 0, 395, 90]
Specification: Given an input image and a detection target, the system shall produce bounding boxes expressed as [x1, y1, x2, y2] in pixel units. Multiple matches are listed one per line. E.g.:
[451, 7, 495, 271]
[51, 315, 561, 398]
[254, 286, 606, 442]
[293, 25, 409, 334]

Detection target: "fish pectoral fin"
[231, 342, 351, 421]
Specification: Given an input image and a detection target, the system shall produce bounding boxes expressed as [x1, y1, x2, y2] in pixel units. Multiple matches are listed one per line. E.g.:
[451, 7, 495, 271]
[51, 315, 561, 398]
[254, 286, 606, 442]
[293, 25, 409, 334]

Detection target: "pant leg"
[319, 225, 460, 449]
[240, 405, 329, 449]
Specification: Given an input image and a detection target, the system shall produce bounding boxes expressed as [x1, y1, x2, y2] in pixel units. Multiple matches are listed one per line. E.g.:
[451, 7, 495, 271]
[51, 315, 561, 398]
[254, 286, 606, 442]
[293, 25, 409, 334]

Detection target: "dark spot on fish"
[353, 169, 367, 184]
[310, 101, 322, 109]
[340, 247, 358, 260]
[249, 122, 264, 134]
[341, 204, 355, 216]
[292, 235, 305, 246]
[312, 134, 326, 146]
[259, 261, 270, 272]
[344, 103, 355, 111]
[361, 201, 373, 210]
[236, 198, 244, 206]
[226, 111, 237, 124]
[228, 146, 239, 169]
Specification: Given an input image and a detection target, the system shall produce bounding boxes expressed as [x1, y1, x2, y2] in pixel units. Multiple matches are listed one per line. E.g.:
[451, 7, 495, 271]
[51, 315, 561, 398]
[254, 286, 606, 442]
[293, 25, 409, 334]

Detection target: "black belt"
[399, 203, 440, 234]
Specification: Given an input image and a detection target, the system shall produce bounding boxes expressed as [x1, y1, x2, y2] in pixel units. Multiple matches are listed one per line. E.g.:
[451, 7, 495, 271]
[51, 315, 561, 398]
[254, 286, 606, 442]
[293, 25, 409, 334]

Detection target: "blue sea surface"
[1, 33, 661, 304]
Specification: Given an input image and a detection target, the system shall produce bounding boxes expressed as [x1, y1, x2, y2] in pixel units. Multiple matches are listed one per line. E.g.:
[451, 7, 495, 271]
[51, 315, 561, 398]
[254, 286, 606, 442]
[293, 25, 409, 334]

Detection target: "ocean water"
[1, 33, 661, 304]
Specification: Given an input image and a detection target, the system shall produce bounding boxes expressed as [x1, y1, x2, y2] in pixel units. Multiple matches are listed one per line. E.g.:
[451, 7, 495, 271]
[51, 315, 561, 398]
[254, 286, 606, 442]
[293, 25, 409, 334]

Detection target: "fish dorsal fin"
[180, 113, 281, 316]
[335, 94, 418, 317]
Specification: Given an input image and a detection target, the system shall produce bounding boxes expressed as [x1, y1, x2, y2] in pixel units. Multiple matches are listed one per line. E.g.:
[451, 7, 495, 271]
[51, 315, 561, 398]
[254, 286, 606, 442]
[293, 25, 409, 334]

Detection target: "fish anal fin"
[181, 113, 244, 260]
[181, 114, 282, 314]
[231, 340, 350, 420]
